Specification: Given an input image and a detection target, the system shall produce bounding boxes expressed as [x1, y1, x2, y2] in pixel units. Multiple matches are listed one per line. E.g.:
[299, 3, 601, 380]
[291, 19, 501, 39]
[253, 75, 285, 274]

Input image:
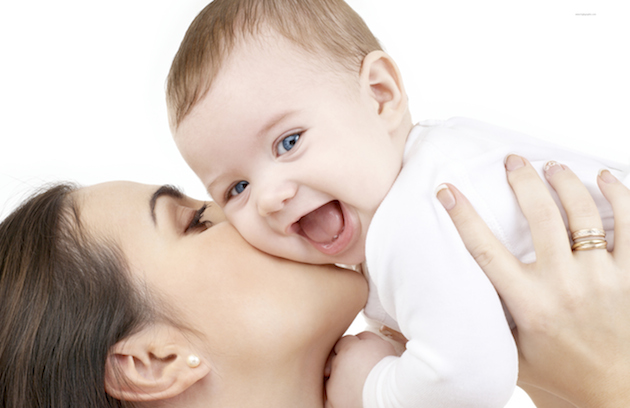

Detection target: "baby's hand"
[325, 331, 396, 408]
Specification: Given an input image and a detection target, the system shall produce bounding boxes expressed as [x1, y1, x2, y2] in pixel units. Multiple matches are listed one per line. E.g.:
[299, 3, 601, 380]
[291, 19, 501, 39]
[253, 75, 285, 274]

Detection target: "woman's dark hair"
[0, 183, 153, 407]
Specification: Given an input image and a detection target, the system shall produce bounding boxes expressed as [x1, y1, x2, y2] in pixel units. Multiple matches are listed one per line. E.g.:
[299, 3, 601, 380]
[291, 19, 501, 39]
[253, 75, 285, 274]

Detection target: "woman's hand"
[436, 155, 630, 408]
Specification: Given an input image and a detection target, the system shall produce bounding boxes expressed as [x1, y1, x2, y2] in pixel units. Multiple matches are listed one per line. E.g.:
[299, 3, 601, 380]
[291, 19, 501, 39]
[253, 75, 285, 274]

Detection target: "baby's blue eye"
[228, 181, 249, 198]
[276, 133, 300, 155]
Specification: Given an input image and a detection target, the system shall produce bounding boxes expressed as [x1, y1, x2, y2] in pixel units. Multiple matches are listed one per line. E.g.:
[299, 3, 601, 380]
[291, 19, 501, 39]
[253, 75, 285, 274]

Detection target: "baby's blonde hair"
[166, 0, 382, 130]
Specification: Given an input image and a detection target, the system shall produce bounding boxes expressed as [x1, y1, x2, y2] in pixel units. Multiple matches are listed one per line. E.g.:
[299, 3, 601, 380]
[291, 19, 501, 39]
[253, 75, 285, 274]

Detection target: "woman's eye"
[228, 180, 249, 199]
[185, 204, 212, 233]
[276, 133, 300, 155]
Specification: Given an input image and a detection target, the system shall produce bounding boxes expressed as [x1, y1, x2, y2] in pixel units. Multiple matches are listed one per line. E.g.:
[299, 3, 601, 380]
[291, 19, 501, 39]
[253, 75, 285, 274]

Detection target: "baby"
[166, 0, 628, 407]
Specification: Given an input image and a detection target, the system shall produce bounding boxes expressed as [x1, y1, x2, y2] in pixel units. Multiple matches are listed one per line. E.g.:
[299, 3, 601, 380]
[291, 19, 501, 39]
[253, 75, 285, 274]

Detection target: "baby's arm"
[363, 240, 518, 407]
[358, 157, 519, 407]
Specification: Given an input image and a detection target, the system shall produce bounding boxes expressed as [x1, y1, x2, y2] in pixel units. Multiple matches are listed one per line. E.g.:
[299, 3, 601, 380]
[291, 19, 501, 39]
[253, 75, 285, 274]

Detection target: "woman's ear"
[359, 51, 408, 132]
[104, 324, 211, 402]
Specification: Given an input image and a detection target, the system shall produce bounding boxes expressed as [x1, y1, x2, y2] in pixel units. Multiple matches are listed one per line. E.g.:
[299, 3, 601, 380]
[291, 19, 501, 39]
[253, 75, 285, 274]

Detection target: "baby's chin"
[334, 262, 364, 274]
[285, 249, 365, 268]
[328, 251, 367, 270]
[264, 230, 366, 267]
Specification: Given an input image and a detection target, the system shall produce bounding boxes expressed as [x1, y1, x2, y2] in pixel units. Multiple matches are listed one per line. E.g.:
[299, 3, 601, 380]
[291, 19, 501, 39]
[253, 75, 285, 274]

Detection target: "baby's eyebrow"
[149, 185, 184, 225]
[256, 110, 294, 139]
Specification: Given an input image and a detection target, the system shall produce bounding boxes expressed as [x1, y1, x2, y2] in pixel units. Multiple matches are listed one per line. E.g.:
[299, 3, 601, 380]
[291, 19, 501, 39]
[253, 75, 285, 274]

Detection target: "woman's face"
[76, 181, 368, 383]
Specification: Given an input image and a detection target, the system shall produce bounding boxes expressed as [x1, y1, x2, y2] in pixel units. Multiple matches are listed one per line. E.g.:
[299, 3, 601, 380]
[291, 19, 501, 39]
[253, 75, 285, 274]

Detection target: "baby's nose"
[257, 182, 297, 217]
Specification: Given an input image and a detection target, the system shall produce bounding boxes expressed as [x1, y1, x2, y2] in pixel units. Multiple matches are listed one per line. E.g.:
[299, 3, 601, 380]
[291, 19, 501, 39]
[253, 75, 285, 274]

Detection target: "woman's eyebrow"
[149, 185, 184, 225]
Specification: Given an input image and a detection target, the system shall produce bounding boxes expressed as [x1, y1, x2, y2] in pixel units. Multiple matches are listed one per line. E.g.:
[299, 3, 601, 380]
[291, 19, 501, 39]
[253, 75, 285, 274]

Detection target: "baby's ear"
[104, 324, 211, 402]
[359, 51, 408, 132]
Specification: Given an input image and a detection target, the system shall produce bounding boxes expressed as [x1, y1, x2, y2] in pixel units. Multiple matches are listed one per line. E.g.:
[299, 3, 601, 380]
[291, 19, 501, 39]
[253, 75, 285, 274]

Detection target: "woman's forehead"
[75, 181, 155, 235]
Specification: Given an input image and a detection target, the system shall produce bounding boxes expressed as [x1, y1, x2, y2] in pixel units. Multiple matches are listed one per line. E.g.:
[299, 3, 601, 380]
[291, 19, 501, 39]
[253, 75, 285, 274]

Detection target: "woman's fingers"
[598, 170, 630, 263]
[436, 183, 520, 293]
[544, 161, 604, 235]
[504, 155, 571, 262]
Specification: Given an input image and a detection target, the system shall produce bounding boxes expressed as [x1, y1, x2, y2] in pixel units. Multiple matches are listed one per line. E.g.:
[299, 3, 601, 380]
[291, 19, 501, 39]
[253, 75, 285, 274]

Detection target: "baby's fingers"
[598, 170, 630, 264]
[436, 183, 520, 294]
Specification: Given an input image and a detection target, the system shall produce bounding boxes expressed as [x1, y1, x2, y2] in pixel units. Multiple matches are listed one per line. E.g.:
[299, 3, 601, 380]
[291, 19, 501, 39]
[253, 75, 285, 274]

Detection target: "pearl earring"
[187, 354, 201, 368]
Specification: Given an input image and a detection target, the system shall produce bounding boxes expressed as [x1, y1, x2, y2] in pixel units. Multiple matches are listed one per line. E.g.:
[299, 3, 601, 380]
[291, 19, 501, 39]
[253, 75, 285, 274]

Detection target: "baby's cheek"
[232, 217, 270, 247]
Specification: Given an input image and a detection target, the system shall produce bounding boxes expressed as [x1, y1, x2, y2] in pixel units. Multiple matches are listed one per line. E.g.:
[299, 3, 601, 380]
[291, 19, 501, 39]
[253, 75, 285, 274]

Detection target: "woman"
[1, 159, 629, 407]
[0, 181, 368, 407]
[438, 156, 630, 407]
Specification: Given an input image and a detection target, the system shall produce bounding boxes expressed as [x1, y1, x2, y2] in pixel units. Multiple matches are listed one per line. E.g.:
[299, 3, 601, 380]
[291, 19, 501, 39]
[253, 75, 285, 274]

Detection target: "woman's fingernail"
[435, 184, 456, 210]
[599, 169, 618, 184]
[505, 154, 525, 171]
[544, 161, 566, 178]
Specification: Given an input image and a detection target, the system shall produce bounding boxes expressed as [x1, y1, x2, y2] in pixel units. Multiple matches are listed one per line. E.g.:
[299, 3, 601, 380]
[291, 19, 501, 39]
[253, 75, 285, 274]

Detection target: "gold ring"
[571, 239, 608, 251]
[571, 228, 606, 241]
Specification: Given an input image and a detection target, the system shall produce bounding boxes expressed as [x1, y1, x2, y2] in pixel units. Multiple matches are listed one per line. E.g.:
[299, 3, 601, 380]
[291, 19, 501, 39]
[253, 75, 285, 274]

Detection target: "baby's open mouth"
[296, 201, 345, 245]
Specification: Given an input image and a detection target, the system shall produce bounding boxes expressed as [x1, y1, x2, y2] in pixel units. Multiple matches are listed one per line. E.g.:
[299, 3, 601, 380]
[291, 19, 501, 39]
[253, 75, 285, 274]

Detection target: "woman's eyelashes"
[275, 132, 301, 156]
[185, 203, 212, 233]
[227, 181, 249, 200]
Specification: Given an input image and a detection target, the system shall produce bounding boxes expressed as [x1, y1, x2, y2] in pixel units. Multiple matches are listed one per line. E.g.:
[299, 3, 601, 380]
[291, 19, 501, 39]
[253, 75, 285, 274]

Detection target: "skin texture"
[175, 31, 412, 266]
[437, 155, 630, 408]
[76, 181, 368, 408]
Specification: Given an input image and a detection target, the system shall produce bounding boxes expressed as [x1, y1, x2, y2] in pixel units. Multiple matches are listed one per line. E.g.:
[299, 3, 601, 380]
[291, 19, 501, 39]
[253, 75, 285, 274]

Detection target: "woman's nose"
[256, 181, 298, 217]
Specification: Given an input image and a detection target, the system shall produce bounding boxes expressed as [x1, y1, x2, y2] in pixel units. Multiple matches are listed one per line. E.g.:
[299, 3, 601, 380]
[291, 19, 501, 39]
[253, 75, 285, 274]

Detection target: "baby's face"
[175, 34, 403, 265]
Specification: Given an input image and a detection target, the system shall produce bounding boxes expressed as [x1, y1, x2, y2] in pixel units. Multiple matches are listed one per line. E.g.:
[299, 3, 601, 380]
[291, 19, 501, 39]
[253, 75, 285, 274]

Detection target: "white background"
[1, 1, 628, 406]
